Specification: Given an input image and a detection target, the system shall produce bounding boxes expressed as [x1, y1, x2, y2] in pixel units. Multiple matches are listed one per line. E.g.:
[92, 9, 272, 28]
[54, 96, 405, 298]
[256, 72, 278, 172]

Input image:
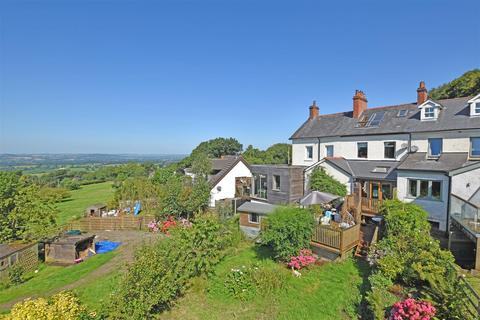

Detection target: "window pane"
[425, 107, 434, 118]
[358, 142, 368, 158]
[471, 138, 480, 157]
[476, 103, 480, 114]
[420, 180, 429, 197]
[306, 146, 313, 159]
[409, 180, 417, 197]
[250, 213, 259, 223]
[253, 174, 267, 199]
[273, 175, 281, 190]
[326, 145, 334, 157]
[381, 184, 392, 199]
[384, 142, 395, 159]
[432, 181, 441, 200]
[428, 138, 442, 157]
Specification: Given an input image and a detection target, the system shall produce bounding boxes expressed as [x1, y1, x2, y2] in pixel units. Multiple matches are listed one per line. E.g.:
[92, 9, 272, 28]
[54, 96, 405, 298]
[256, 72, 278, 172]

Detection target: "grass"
[160, 244, 370, 320]
[74, 268, 122, 312]
[0, 251, 117, 311]
[56, 181, 114, 225]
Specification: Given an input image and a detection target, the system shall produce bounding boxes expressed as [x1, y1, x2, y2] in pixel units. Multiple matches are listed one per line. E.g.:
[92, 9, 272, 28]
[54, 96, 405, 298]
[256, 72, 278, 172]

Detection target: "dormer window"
[424, 106, 435, 119]
[418, 100, 443, 121]
[468, 93, 480, 117]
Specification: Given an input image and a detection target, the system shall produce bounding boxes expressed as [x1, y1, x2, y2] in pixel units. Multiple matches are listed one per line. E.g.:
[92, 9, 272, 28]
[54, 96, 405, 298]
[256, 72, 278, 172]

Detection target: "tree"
[190, 152, 212, 181]
[309, 167, 347, 197]
[243, 143, 291, 165]
[429, 69, 480, 100]
[0, 171, 57, 243]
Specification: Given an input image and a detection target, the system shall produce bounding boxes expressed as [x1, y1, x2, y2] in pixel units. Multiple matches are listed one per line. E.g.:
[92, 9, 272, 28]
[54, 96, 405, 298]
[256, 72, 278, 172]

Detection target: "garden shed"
[0, 243, 38, 280]
[85, 203, 107, 217]
[45, 234, 96, 265]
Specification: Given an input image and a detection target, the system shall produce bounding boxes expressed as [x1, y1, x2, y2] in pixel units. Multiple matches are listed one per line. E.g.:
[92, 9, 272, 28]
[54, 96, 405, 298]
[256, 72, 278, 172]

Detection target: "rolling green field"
[160, 245, 369, 320]
[56, 181, 114, 225]
[0, 251, 117, 313]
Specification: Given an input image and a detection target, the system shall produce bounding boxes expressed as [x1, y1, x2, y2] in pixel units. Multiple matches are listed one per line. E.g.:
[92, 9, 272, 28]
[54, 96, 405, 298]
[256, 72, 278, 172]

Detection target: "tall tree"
[429, 69, 480, 100]
[0, 171, 57, 242]
[243, 143, 291, 165]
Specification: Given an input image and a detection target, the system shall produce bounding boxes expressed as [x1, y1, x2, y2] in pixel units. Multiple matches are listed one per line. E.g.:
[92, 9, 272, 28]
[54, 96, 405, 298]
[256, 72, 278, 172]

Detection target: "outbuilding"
[45, 234, 96, 265]
[0, 243, 38, 280]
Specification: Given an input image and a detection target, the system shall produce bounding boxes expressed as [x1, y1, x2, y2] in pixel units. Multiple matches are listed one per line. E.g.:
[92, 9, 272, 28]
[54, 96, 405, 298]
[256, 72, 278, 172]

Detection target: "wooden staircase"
[355, 223, 379, 257]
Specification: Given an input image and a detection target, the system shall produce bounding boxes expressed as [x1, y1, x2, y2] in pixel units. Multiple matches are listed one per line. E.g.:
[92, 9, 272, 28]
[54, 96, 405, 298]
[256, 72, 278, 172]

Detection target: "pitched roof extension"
[208, 155, 250, 188]
[322, 157, 401, 180]
[397, 152, 477, 173]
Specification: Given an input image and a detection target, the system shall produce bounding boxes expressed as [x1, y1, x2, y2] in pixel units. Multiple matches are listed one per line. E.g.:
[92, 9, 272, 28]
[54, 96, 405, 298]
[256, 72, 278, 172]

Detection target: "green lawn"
[74, 268, 122, 312]
[0, 251, 116, 312]
[56, 181, 114, 225]
[160, 245, 369, 320]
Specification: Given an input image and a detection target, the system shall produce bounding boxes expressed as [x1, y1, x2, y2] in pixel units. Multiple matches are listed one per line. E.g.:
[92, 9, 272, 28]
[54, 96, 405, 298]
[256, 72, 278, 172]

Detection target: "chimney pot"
[417, 81, 428, 105]
[309, 100, 319, 119]
[352, 90, 368, 119]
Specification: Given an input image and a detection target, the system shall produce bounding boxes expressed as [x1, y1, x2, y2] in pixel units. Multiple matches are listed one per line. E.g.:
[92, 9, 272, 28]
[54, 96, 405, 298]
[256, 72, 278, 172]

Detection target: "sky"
[0, 0, 479, 154]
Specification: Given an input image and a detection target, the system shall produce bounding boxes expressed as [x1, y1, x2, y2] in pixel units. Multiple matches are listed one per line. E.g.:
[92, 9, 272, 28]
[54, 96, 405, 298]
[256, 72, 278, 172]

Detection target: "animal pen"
[44, 234, 96, 264]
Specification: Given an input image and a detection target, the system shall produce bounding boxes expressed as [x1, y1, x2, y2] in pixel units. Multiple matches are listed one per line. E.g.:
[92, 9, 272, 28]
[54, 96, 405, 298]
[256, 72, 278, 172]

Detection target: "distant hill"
[429, 69, 480, 100]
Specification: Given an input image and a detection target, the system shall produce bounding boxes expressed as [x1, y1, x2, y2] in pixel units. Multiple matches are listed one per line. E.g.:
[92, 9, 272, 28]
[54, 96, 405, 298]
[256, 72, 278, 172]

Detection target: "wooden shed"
[85, 204, 107, 217]
[45, 234, 96, 265]
[0, 243, 38, 280]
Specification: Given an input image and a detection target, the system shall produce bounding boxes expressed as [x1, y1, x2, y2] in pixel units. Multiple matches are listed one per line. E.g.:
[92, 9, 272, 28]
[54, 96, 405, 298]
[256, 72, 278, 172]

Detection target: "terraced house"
[290, 82, 480, 233]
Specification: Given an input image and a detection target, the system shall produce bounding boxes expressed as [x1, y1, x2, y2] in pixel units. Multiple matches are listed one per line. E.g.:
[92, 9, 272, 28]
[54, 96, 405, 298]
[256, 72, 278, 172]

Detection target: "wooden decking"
[311, 223, 361, 257]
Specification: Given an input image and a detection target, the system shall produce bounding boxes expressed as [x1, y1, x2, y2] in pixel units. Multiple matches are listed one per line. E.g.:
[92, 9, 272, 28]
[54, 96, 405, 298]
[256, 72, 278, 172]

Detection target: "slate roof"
[208, 156, 249, 187]
[237, 201, 277, 215]
[323, 157, 401, 180]
[290, 96, 480, 139]
[397, 152, 477, 173]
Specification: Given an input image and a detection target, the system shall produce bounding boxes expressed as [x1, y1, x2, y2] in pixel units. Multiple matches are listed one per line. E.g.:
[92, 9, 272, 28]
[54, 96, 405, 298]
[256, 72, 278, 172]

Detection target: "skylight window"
[365, 111, 385, 127]
[372, 166, 389, 173]
[397, 109, 408, 117]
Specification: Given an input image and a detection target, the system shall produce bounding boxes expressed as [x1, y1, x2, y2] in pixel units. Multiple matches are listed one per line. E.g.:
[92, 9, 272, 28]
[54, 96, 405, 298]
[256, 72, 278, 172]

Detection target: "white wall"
[397, 170, 450, 231]
[451, 167, 480, 201]
[209, 161, 252, 207]
[411, 129, 480, 153]
[292, 134, 409, 166]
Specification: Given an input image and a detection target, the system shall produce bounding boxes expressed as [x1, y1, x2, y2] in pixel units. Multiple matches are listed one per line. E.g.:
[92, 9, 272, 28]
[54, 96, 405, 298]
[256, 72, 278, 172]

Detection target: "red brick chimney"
[352, 90, 367, 119]
[309, 100, 319, 120]
[417, 81, 428, 105]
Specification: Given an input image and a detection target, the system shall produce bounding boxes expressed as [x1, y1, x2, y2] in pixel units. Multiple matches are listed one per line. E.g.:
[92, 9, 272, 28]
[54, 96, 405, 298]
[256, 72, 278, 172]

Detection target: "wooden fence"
[458, 275, 480, 317]
[66, 215, 156, 231]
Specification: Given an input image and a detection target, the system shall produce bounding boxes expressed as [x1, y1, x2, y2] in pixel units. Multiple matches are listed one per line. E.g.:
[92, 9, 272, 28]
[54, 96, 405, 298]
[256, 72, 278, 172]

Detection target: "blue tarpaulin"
[95, 241, 121, 254]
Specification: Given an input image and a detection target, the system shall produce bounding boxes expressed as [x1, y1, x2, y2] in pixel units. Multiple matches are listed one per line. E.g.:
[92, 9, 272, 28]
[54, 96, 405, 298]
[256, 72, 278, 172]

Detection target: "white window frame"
[272, 175, 281, 191]
[475, 102, 480, 114]
[248, 213, 260, 224]
[424, 106, 435, 119]
[325, 145, 334, 157]
[357, 142, 368, 159]
[384, 141, 396, 159]
[305, 146, 313, 160]
[407, 179, 442, 201]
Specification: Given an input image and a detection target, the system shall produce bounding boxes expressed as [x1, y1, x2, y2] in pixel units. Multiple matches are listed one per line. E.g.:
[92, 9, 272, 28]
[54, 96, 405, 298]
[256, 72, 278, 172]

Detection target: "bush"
[287, 249, 317, 270]
[8, 264, 24, 286]
[111, 214, 237, 319]
[261, 206, 315, 261]
[389, 298, 436, 320]
[5, 291, 95, 320]
[309, 167, 347, 197]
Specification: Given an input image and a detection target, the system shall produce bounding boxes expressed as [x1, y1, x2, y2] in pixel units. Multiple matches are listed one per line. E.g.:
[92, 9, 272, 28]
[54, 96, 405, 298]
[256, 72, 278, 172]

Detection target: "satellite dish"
[411, 145, 419, 153]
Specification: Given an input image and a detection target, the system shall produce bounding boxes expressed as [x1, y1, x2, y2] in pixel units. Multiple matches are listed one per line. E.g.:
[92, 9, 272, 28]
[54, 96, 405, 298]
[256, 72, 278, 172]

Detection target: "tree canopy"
[429, 69, 480, 100]
[0, 171, 57, 243]
[242, 143, 291, 165]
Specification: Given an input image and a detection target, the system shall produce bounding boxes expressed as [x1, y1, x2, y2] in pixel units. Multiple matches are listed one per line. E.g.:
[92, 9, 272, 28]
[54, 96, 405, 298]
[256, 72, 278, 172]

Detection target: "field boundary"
[67, 215, 156, 231]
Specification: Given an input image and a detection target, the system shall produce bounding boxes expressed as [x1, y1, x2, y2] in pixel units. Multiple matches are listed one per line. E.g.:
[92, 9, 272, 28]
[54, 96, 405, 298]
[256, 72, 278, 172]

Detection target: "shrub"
[287, 249, 317, 270]
[388, 298, 436, 320]
[5, 291, 94, 320]
[261, 206, 315, 261]
[111, 214, 236, 319]
[309, 167, 347, 197]
[8, 264, 24, 286]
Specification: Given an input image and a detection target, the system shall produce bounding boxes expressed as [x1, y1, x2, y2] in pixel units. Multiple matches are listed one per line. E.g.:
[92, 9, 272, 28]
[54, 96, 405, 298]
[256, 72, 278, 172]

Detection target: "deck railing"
[311, 223, 360, 253]
[361, 197, 382, 214]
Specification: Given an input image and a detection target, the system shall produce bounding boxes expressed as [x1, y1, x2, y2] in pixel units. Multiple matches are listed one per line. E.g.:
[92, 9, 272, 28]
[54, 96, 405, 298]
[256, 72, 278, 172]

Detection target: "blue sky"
[0, 0, 479, 154]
